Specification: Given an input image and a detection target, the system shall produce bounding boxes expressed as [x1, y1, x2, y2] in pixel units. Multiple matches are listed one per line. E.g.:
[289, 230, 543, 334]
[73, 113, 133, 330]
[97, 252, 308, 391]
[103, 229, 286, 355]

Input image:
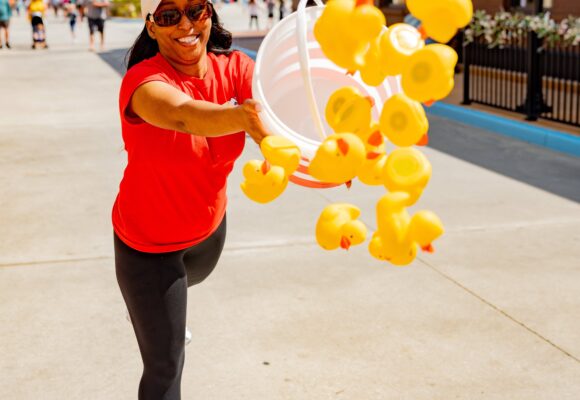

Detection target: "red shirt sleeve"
[119, 61, 175, 126]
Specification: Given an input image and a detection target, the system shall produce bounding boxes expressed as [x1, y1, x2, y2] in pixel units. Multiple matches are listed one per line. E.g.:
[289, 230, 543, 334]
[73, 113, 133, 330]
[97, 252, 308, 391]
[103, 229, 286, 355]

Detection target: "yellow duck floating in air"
[260, 136, 301, 175]
[379, 93, 429, 147]
[401, 44, 458, 105]
[325, 86, 374, 136]
[356, 121, 388, 186]
[369, 192, 444, 265]
[240, 136, 301, 203]
[308, 133, 366, 184]
[407, 0, 473, 44]
[316, 203, 368, 250]
[382, 147, 431, 205]
[359, 36, 388, 87]
[379, 23, 425, 77]
[314, 0, 386, 73]
[240, 160, 288, 204]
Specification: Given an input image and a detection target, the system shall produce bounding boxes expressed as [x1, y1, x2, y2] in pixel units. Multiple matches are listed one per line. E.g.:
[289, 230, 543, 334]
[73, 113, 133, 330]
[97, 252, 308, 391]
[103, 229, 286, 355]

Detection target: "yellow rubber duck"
[359, 36, 388, 87]
[316, 203, 367, 250]
[355, 121, 388, 186]
[260, 136, 301, 175]
[382, 147, 431, 205]
[308, 133, 366, 184]
[379, 93, 429, 147]
[379, 23, 425, 77]
[369, 191, 444, 265]
[325, 86, 374, 136]
[401, 44, 458, 105]
[240, 160, 288, 204]
[407, 0, 473, 44]
[355, 121, 384, 152]
[358, 150, 388, 186]
[314, 0, 386, 72]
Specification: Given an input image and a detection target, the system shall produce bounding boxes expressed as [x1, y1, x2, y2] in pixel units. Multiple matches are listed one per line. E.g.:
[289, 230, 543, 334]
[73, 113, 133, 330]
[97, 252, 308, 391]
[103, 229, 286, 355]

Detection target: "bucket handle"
[296, 0, 326, 142]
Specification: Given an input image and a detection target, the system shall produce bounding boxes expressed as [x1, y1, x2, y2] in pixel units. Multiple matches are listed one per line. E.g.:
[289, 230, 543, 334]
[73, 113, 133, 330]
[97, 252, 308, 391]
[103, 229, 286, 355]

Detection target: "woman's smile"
[175, 32, 202, 47]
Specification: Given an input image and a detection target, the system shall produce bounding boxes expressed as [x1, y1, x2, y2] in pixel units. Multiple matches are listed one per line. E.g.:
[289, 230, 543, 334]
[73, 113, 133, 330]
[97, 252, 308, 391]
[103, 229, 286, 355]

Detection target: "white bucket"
[252, 0, 402, 187]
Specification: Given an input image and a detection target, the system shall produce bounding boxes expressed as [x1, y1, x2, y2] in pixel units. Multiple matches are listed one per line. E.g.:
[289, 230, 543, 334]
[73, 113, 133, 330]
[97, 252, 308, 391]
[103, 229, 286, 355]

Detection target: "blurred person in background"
[50, 0, 60, 16]
[248, 0, 258, 29]
[13, 0, 23, 16]
[266, 0, 274, 29]
[278, 0, 284, 20]
[86, 0, 109, 51]
[0, 0, 12, 49]
[64, 0, 78, 41]
[28, 0, 48, 49]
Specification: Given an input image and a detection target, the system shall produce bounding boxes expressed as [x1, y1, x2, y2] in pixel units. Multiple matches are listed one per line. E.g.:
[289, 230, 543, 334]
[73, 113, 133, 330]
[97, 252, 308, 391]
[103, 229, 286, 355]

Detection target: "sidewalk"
[1, 10, 580, 400]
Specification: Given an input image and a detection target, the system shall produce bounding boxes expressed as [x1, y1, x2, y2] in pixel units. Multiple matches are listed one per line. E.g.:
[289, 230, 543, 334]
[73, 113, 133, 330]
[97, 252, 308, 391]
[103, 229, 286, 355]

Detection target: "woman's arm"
[130, 81, 270, 144]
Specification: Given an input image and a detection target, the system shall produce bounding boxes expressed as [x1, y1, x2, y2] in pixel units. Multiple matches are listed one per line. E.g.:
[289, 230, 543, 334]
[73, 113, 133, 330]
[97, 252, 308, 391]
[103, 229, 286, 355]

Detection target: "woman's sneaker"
[185, 327, 192, 345]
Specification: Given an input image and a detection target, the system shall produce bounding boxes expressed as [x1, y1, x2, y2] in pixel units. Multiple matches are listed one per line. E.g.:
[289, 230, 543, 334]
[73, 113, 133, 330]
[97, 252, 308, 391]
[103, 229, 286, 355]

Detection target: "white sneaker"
[185, 327, 192, 345]
[126, 310, 192, 346]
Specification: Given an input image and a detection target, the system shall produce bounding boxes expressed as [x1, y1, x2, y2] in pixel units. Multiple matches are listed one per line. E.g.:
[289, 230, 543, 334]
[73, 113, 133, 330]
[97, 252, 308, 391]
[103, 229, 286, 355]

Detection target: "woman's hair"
[125, 3, 233, 70]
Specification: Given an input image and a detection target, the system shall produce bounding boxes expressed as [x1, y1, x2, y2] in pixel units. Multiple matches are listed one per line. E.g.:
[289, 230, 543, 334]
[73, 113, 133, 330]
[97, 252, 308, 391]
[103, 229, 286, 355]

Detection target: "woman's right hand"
[238, 99, 271, 145]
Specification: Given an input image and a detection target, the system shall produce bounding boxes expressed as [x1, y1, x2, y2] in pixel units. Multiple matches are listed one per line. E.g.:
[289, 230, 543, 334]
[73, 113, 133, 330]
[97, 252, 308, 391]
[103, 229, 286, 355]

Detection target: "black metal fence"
[463, 29, 580, 127]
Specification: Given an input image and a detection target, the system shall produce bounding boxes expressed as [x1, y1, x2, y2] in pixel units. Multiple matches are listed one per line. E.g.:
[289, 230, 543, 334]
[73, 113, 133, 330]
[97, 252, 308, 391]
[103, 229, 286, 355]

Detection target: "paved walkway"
[1, 9, 580, 400]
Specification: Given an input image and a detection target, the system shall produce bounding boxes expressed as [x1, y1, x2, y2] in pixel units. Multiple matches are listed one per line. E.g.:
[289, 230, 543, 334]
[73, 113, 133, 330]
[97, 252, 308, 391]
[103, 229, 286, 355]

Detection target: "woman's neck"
[162, 51, 209, 78]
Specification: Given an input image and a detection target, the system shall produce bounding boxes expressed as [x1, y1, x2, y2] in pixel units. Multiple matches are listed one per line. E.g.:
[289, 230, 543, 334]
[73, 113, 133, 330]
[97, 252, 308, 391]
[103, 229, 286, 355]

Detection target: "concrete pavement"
[1, 8, 580, 400]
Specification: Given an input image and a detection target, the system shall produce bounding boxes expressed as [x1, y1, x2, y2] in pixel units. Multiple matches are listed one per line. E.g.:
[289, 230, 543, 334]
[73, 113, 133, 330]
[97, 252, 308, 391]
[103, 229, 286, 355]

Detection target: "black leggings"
[114, 215, 227, 400]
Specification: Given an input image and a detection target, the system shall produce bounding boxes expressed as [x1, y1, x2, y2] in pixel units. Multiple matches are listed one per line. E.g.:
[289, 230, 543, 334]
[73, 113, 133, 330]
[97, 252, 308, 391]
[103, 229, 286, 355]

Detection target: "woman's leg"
[183, 215, 227, 288]
[115, 235, 188, 400]
[114, 216, 226, 399]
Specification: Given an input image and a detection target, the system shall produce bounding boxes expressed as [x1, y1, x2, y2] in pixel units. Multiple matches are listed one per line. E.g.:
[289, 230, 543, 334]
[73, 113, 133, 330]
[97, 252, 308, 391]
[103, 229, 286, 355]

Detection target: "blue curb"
[426, 102, 580, 158]
[232, 46, 257, 60]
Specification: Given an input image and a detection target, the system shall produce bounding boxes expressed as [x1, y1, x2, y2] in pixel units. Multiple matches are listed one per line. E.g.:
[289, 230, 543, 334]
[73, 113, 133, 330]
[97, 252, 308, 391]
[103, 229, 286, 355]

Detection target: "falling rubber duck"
[308, 133, 366, 184]
[356, 121, 386, 153]
[314, 0, 386, 72]
[369, 191, 444, 265]
[382, 147, 431, 205]
[260, 136, 301, 175]
[325, 86, 374, 136]
[379, 93, 429, 147]
[407, 0, 473, 44]
[358, 150, 388, 186]
[401, 44, 458, 105]
[359, 36, 388, 86]
[240, 136, 301, 203]
[379, 23, 425, 77]
[355, 122, 388, 186]
[240, 160, 288, 204]
[316, 203, 368, 250]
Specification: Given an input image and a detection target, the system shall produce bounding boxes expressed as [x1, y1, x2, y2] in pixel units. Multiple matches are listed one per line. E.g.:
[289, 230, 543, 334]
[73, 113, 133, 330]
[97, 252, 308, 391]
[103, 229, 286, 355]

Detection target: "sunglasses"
[150, 1, 212, 27]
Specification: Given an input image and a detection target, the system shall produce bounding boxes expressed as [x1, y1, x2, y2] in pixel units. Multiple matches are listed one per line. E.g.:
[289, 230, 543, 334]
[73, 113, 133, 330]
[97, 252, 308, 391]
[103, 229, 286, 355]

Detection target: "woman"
[114, 0, 270, 398]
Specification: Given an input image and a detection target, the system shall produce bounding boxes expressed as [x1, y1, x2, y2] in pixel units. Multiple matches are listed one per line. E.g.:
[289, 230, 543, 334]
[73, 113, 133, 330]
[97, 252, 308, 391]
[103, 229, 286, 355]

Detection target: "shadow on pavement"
[428, 115, 580, 203]
[98, 48, 128, 77]
[98, 48, 580, 204]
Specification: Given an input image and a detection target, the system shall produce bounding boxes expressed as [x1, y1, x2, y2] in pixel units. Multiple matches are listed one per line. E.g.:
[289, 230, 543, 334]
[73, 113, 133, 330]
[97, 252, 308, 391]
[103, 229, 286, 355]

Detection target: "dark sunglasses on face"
[150, 1, 212, 27]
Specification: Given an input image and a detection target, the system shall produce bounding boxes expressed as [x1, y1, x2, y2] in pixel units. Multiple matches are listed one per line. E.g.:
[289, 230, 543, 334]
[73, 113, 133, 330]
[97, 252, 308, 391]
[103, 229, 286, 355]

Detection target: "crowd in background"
[244, 0, 287, 30]
[0, 0, 292, 52]
[0, 0, 109, 50]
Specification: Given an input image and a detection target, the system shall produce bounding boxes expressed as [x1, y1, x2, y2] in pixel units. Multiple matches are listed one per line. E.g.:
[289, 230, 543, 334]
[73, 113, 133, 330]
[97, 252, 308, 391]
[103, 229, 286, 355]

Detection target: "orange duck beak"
[340, 236, 351, 250]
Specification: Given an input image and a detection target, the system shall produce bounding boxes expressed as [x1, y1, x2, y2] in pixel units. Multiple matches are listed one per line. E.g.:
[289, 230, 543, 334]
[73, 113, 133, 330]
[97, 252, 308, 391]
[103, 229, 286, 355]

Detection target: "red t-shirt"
[113, 51, 254, 253]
